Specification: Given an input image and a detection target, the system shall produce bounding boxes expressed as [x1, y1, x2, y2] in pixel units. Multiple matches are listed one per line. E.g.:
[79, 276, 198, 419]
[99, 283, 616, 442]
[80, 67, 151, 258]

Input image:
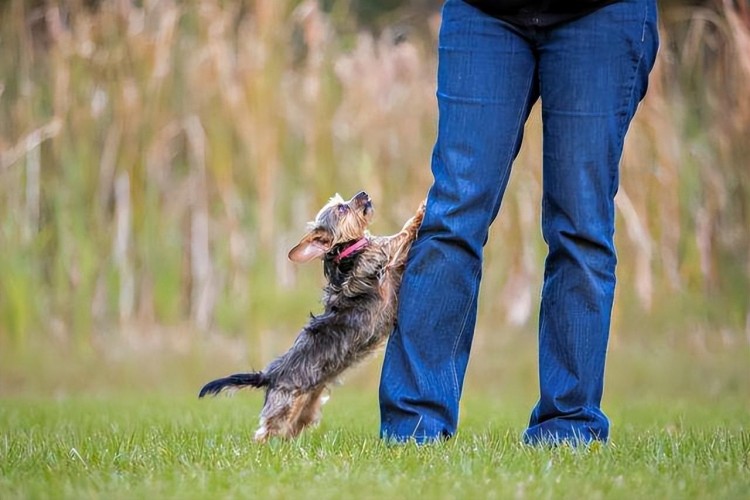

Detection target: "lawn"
[2, 389, 748, 499]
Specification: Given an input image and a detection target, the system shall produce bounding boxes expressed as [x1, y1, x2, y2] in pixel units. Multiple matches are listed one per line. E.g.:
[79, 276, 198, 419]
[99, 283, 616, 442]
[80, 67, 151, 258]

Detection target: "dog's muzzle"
[352, 191, 373, 215]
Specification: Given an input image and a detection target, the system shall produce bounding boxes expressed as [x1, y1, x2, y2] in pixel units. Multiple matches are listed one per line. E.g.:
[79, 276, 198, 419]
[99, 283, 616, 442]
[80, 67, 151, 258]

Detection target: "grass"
[1, 392, 748, 499]
[2, 334, 748, 499]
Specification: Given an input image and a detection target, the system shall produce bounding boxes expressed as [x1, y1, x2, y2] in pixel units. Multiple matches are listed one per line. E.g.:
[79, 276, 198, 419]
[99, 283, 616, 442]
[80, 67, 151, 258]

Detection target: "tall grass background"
[0, 0, 748, 396]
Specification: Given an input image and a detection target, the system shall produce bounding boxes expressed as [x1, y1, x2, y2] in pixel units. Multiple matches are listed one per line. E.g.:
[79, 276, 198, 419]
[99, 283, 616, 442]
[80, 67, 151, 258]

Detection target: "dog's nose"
[351, 191, 370, 207]
[352, 191, 373, 213]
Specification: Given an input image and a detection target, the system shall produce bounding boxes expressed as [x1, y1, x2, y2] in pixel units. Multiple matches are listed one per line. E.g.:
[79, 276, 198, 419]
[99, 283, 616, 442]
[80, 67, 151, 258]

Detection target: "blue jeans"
[379, 0, 659, 444]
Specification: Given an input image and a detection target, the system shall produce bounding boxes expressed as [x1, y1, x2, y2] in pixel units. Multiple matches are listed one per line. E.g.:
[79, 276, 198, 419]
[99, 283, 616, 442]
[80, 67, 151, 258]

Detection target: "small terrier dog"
[199, 191, 425, 441]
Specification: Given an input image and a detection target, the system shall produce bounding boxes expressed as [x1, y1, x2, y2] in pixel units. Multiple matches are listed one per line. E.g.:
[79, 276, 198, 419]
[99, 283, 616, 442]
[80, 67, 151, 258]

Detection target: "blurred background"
[0, 0, 748, 404]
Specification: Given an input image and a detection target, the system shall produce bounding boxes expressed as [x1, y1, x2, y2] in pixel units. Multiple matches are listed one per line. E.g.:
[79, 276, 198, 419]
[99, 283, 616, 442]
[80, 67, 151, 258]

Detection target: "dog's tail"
[198, 372, 268, 398]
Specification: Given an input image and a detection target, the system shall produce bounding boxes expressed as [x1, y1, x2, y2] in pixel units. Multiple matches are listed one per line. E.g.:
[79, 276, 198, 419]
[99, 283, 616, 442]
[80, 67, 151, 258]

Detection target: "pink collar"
[335, 237, 369, 262]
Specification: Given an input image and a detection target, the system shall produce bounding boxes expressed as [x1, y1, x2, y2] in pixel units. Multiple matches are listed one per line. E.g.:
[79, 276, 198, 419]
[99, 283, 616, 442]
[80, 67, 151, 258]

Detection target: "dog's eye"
[337, 204, 348, 214]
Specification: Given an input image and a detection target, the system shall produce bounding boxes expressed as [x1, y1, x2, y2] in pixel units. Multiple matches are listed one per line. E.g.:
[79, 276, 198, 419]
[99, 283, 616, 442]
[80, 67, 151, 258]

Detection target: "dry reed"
[0, 0, 747, 352]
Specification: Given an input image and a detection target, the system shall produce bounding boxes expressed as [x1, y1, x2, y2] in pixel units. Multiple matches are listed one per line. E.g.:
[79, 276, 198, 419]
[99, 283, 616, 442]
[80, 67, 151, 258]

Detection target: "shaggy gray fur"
[199, 192, 425, 441]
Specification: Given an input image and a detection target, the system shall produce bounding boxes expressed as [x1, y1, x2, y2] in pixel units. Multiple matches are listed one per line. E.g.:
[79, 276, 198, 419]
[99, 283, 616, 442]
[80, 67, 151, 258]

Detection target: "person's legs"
[524, 0, 659, 445]
[379, 0, 539, 443]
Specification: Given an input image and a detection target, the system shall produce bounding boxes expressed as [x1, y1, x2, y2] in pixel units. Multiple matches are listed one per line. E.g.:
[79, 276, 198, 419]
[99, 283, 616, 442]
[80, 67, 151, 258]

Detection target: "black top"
[462, 0, 620, 27]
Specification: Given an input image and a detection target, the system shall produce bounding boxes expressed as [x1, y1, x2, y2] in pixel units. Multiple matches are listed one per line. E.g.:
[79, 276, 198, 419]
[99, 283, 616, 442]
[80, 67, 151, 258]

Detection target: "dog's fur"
[199, 191, 425, 441]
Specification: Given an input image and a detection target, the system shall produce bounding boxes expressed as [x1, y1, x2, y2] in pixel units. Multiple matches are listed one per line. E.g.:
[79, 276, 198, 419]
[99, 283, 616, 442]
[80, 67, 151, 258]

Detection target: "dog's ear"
[288, 230, 332, 263]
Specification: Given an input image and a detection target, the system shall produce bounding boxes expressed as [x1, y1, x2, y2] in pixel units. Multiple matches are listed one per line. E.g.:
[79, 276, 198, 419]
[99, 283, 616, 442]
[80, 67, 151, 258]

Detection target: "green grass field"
[2, 395, 748, 499]
[2, 344, 748, 500]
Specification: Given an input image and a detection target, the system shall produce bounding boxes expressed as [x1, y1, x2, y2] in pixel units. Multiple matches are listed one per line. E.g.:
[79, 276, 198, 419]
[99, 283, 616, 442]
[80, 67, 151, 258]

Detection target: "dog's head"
[288, 191, 374, 263]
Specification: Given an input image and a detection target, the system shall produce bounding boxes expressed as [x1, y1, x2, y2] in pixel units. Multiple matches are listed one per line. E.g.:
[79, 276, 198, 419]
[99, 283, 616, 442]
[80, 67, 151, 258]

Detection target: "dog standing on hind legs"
[199, 191, 425, 441]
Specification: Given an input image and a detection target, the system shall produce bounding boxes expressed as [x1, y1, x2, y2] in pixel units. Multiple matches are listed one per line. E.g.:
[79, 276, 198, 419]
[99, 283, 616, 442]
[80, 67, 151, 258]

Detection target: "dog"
[199, 191, 425, 441]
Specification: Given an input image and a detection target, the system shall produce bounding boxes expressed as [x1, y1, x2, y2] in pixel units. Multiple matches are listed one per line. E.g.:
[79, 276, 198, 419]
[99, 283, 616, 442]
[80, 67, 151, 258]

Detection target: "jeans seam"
[618, 4, 651, 155]
[491, 63, 537, 222]
[449, 264, 481, 400]
[449, 63, 536, 401]
[503, 63, 537, 177]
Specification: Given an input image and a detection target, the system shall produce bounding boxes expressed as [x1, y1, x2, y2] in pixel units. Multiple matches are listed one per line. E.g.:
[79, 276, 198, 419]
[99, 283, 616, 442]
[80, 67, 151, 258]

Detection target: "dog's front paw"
[415, 199, 426, 222]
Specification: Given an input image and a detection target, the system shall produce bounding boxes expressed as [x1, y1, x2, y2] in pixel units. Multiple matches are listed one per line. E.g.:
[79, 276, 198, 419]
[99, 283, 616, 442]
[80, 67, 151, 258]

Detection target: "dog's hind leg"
[293, 386, 329, 435]
[254, 389, 310, 441]
[254, 389, 293, 442]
